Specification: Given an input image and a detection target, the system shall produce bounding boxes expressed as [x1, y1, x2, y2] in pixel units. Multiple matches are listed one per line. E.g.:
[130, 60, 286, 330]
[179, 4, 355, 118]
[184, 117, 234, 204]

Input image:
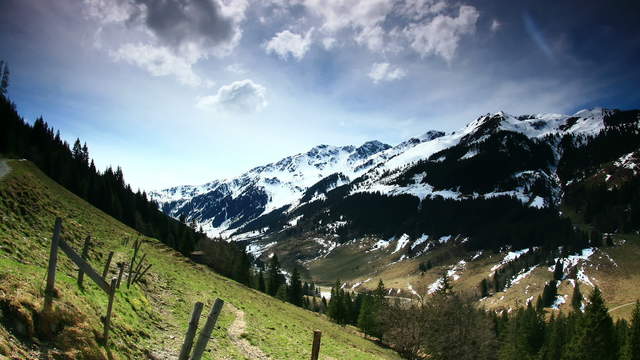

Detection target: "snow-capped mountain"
[150, 140, 392, 236]
[153, 107, 639, 252]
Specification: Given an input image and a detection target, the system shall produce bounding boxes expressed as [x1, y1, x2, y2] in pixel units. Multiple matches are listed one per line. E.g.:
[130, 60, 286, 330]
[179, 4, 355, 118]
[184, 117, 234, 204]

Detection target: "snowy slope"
[153, 108, 620, 239]
[347, 108, 610, 206]
[150, 141, 391, 237]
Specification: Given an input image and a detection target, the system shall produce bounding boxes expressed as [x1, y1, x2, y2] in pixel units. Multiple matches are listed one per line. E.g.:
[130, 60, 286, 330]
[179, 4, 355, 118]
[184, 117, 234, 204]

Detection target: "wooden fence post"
[103, 278, 117, 344]
[190, 299, 224, 360]
[127, 241, 141, 288]
[310, 330, 322, 360]
[102, 251, 114, 279]
[77, 235, 91, 288]
[132, 253, 147, 279]
[116, 263, 125, 289]
[133, 264, 152, 285]
[44, 217, 62, 313]
[178, 302, 204, 360]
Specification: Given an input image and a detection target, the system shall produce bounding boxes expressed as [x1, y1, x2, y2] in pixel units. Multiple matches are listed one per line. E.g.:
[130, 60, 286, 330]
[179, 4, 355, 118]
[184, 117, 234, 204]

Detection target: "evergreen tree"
[479, 278, 490, 298]
[553, 259, 564, 281]
[624, 301, 640, 360]
[374, 279, 386, 302]
[287, 267, 303, 307]
[257, 270, 266, 293]
[563, 287, 616, 360]
[571, 282, 583, 312]
[541, 281, 558, 308]
[435, 271, 453, 296]
[328, 280, 345, 324]
[267, 254, 284, 296]
[357, 295, 377, 337]
[0, 61, 8, 95]
[540, 312, 566, 360]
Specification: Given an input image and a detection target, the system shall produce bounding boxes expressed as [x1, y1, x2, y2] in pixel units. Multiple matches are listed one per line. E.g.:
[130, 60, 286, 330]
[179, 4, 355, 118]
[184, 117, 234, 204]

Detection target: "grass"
[0, 159, 401, 360]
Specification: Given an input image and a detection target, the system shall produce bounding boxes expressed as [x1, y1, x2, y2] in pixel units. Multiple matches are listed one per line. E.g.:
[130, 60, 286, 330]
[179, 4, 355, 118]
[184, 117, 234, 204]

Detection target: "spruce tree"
[287, 267, 303, 307]
[435, 271, 453, 296]
[479, 278, 490, 298]
[267, 254, 284, 296]
[257, 270, 266, 293]
[562, 287, 616, 360]
[0, 62, 8, 95]
[328, 280, 343, 323]
[554, 259, 564, 281]
[624, 301, 640, 360]
[541, 281, 558, 308]
[357, 295, 377, 337]
[571, 282, 583, 312]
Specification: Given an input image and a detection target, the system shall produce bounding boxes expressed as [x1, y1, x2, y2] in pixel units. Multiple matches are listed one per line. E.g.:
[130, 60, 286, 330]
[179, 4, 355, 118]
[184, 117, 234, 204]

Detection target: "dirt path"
[227, 303, 271, 360]
[609, 302, 637, 313]
[0, 160, 10, 180]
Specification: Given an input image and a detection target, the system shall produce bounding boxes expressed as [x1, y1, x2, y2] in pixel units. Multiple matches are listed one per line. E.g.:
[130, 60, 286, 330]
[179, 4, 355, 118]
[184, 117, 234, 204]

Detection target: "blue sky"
[1, 0, 639, 191]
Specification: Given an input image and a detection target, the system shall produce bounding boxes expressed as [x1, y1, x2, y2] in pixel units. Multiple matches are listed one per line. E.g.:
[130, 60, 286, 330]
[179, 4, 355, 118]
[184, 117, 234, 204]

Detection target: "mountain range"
[151, 107, 640, 310]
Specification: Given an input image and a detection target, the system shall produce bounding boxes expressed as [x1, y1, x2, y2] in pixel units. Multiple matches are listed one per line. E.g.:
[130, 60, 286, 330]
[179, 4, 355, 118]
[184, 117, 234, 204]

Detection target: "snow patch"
[392, 234, 411, 254]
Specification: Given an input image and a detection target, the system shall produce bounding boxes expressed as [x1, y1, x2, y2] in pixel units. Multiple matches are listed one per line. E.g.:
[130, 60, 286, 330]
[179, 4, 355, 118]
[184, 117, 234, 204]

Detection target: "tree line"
[322, 272, 640, 360]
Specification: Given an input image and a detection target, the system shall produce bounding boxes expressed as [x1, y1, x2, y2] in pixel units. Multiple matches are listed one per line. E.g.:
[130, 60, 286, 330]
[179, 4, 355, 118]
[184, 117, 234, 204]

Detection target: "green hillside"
[0, 159, 401, 360]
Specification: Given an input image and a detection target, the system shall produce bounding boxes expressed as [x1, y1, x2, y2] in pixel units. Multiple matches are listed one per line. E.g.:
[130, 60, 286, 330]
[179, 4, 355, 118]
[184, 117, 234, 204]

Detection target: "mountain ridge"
[151, 107, 626, 239]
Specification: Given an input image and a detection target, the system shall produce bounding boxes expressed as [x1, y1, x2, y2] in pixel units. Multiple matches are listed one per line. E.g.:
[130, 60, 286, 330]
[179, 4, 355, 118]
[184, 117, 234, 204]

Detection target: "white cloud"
[395, 0, 448, 20]
[403, 5, 479, 61]
[111, 43, 204, 86]
[322, 37, 337, 50]
[303, 0, 392, 32]
[354, 25, 386, 52]
[197, 79, 267, 113]
[225, 63, 248, 74]
[368, 62, 407, 83]
[265, 28, 314, 60]
[301, 0, 396, 53]
[491, 19, 502, 32]
[84, 0, 248, 85]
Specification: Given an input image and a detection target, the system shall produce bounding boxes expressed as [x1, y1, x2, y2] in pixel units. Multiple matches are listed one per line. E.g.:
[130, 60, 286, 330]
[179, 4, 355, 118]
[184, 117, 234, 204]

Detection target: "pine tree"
[540, 312, 566, 360]
[541, 281, 558, 308]
[374, 279, 386, 303]
[624, 301, 640, 360]
[0, 61, 8, 95]
[357, 295, 377, 337]
[571, 282, 583, 312]
[553, 259, 564, 281]
[479, 278, 490, 298]
[562, 287, 616, 360]
[287, 267, 303, 307]
[327, 280, 344, 324]
[267, 254, 284, 296]
[435, 270, 453, 296]
[257, 270, 266, 293]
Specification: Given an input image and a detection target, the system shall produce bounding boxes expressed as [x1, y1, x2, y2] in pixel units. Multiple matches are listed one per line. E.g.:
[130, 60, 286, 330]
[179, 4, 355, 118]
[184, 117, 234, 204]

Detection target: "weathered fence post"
[102, 251, 114, 279]
[132, 253, 147, 279]
[44, 217, 62, 312]
[103, 278, 118, 344]
[133, 263, 153, 285]
[178, 302, 204, 360]
[190, 298, 225, 360]
[310, 330, 322, 360]
[127, 240, 141, 288]
[77, 235, 91, 288]
[116, 262, 125, 289]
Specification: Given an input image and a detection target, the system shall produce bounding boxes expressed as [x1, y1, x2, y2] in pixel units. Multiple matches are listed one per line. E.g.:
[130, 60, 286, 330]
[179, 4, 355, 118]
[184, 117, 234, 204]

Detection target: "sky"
[1, 0, 639, 191]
